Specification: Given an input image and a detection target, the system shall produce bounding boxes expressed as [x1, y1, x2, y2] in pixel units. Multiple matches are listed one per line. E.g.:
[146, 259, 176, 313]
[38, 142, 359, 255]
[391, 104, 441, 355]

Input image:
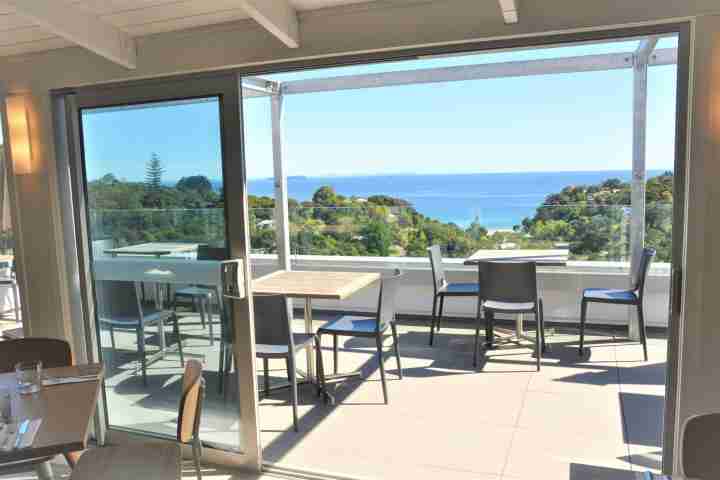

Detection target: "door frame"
[54, 72, 261, 470]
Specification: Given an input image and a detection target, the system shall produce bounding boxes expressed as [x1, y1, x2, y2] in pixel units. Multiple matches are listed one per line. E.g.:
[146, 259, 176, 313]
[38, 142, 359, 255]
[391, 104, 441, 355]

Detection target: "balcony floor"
[27, 311, 666, 480]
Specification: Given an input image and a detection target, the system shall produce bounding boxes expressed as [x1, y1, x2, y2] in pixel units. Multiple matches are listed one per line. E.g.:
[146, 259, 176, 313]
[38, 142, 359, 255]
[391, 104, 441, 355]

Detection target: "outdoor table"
[104, 242, 200, 258]
[0, 364, 103, 465]
[464, 249, 568, 344]
[253, 270, 381, 380]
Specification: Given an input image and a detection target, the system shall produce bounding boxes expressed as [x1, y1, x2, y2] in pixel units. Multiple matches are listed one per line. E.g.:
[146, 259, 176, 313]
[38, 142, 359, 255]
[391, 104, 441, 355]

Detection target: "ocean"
[247, 170, 667, 229]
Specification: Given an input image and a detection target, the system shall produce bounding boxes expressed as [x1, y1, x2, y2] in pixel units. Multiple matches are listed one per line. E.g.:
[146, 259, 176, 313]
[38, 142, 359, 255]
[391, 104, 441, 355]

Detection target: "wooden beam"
[497, 0, 518, 24]
[3, 0, 136, 69]
[239, 0, 299, 48]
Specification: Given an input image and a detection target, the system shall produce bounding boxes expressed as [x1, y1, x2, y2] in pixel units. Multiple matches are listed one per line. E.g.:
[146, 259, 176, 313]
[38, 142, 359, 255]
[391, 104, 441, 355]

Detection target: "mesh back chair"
[317, 272, 403, 404]
[254, 294, 319, 432]
[0, 338, 81, 478]
[173, 245, 229, 348]
[478, 261, 545, 371]
[71, 360, 202, 480]
[95, 280, 182, 386]
[579, 247, 656, 360]
[427, 245, 480, 346]
[681, 413, 720, 479]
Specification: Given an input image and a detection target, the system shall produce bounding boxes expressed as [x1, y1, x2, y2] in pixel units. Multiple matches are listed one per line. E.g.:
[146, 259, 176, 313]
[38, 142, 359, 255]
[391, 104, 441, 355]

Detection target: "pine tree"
[145, 153, 164, 192]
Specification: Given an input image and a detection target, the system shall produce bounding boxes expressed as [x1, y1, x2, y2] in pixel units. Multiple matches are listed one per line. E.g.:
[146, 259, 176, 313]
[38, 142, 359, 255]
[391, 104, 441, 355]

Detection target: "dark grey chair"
[96, 280, 183, 386]
[476, 261, 545, 371]
[427, 245, 480, 346]
[254, 294, 319, 432]
[316, 272, 403, 404]
[579, 247, 656, 360]
[173, 245, 229, 347]
[682, 412, 720, 479]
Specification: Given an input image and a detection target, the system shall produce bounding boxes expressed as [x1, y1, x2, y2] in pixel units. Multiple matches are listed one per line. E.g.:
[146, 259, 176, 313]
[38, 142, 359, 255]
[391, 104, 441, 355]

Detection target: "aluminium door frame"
[56, 72, 261, 470]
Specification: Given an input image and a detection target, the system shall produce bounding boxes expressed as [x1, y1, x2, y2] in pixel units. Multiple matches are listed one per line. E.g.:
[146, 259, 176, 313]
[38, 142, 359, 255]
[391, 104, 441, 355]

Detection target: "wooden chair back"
[177, 359, 204, 444]
[0, 338, 72, 373]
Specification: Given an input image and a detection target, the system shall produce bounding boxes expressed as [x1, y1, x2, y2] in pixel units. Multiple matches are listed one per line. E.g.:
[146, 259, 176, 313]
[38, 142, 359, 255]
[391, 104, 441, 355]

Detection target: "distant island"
[88, 157, 673, 262]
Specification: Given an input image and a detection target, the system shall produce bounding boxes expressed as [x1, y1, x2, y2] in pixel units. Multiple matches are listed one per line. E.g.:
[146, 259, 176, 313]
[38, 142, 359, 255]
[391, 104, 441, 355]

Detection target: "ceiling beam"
[2, 0, 136, 69]
[238, 0, 299, 48]
[497, 0, 519, 24]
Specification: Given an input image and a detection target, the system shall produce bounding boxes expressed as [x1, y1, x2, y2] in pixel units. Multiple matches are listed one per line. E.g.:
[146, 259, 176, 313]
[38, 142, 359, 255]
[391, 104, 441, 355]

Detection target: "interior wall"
[0, 0, 717, 474]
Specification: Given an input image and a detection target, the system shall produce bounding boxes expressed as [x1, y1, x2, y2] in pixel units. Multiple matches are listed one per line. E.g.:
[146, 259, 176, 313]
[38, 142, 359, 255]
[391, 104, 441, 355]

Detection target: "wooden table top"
[253, 270, 381, 300]
[105, 242, 200, 256]
[0, 364, 103, 463]
[464, 249, 569, 266]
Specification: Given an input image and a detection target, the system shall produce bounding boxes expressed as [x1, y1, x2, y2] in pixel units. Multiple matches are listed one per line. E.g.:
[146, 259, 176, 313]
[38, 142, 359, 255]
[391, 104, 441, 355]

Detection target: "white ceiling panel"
[122, 8, 251, 36]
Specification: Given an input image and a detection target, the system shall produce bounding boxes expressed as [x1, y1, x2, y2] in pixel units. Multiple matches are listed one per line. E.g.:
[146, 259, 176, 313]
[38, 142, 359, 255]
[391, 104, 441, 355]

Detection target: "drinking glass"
[15, 361, 42, 395]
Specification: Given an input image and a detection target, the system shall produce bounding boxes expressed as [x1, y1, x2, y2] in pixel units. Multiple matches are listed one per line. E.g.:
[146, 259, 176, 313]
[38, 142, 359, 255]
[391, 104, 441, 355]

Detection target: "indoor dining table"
[464, 249, 569, 344]
[253, 270, 381, 381]
[0, 364, 103, 467]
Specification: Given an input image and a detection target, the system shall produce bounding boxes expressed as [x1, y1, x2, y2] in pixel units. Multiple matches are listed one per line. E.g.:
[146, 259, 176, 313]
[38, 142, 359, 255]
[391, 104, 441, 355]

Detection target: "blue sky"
[82, 36, 678, 182]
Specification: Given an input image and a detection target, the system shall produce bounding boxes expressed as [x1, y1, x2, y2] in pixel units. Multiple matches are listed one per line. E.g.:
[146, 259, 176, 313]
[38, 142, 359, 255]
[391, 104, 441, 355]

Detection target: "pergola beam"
[238, 0, 299, 48]
[497, 0, 519, 24]
[268, 48, 676, 96]
[2, 0, 136, 69]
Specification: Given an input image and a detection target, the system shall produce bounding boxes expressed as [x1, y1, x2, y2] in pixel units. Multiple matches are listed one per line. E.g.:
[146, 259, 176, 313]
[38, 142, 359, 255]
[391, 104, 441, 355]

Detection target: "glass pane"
[80, 97, 241, 451]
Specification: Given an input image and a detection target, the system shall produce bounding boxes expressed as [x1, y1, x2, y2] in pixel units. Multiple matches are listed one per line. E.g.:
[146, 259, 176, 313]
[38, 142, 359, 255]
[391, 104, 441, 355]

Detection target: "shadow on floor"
[568, 463, 635, 480]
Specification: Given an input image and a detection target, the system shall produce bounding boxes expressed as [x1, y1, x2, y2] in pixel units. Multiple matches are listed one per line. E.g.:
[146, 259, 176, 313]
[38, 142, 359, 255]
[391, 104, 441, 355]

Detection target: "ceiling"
[0, 0, 380, 58]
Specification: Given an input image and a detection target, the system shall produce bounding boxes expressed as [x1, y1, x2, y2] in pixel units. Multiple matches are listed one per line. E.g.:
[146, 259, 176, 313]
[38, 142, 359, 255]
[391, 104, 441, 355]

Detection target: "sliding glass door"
[63, 73, 260, 467]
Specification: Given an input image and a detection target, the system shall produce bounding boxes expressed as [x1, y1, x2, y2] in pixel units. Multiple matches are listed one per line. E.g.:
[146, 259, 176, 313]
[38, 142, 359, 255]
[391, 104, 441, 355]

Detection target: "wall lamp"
[5, 95, 33, 175]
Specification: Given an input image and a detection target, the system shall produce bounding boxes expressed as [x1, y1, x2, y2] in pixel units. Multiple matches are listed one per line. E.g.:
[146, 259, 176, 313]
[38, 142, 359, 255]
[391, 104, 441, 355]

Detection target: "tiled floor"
[0, 313, 666, 480]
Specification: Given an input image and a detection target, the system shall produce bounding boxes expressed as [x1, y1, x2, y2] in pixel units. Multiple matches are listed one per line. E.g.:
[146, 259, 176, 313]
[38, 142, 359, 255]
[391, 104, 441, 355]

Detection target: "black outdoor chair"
[476, 261, 545, 371]
[427, 245, 480, 346]
[579, 247, 656, 360]
[95, 280, 183, 386]
[254, 293, 320, 432]
[316, 271, 403, 404]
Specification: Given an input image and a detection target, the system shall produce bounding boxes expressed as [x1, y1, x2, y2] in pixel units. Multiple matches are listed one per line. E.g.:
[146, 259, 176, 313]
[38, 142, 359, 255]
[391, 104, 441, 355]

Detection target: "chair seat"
[317, 315, 381, 336]
[256, 333, 316, 358]
[483, 300, 536, 313]
[439, 282, 479, 296]
[175, 286, 213, 298]
[71, 443, 181, 480]
[583, 288, 637, 304]
[99, 306, 172, 327]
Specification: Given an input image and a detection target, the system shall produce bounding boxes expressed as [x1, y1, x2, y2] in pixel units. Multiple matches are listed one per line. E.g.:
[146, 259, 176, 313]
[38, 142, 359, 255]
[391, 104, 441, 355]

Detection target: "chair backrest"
[481, 261, 538, 304]
[177, 359, 204, 444]
[0, 338, 72, 373]
[376, 271, 403, 333]
[197, 245, 228, 261]
[682, 413, 720, 479]
[633, 247, 656, 298]
[427, 245, 446, 294]
[94, 280, 143, 320]
[253, 294, 293, 348]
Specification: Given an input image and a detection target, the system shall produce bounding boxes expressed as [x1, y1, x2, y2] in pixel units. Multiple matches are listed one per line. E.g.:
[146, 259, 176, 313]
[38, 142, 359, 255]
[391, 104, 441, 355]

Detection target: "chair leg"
[376, 335, 388, 404]
[316, 333, 326, 397]
[333, 334, 339, 375]
[35, 460, 55, 480]
[204, 297, 214, 346]
[437, 295, 445, 332]
[218, 341, 225, 395]
[579, 298, 588, 356]
[138, 327, 147, 386]
[192, 437, 203, 480]
[485, 310, 495, 348]
[173, 313, 185, 366]
[109, 325, 116, 350]
[263, 358, 270, 395]
[391, 323, 402, 379]
[539, 299, 547, 353]
[473, 317, 481, 369]
[429, 295, 438, 346]
[288, 355, 299, 432]
[637, 303, 649, 362]
[535, 309, 542, 372]
[195, 297, 206, 328]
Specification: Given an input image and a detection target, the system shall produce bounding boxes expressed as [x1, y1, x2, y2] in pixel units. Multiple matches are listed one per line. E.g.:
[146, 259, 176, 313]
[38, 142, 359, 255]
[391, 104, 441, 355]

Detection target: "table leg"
[35, 461, 55, 480]
[304, 297, 315, 380]
[516, 313, 525, 338]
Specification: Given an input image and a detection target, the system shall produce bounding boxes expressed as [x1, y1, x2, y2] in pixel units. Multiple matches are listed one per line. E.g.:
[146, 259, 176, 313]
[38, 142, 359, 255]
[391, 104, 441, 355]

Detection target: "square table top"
[464, 249, 569, 266]
[105, 242, 200, 257]
[0, 364, 103, 463]
[253, 270, 380, 300]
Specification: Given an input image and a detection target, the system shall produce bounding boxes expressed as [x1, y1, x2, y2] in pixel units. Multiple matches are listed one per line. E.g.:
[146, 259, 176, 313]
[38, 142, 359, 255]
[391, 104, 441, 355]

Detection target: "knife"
[14, 419, 28, 449]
